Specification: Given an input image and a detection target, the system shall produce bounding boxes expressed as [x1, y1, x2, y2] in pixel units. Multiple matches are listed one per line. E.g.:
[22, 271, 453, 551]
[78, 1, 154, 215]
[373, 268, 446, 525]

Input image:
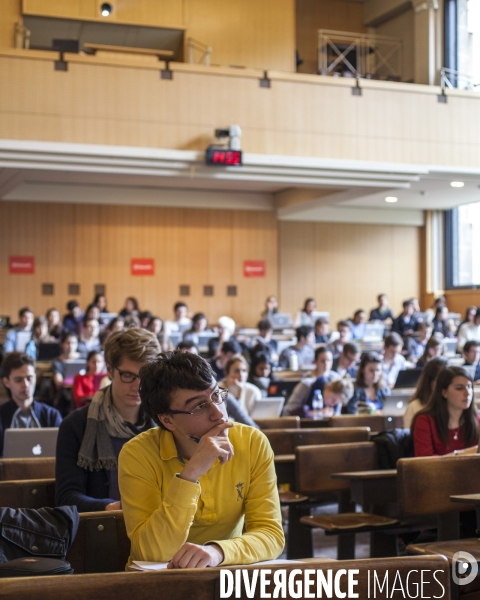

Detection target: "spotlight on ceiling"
[101, 3, 112, 17]
[385, 196, 398, 203]
[450, 181, 465, 188]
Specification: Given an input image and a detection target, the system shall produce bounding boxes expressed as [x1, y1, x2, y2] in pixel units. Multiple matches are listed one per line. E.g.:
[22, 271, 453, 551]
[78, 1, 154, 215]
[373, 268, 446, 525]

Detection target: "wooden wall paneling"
[296, 0, 367, 74]
[0, 0, 22, 49]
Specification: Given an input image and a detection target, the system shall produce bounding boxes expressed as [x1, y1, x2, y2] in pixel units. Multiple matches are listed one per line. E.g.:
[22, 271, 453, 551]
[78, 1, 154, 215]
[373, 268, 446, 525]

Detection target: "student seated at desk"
[25, 316, 56, 359]
[347, 352, 390, 414]
[283, 347, 339, 416]
[55, 328, 160, 512]
[331, 342, 360, 379]
[403, 357, 448, 429]
[248, 352, 275, 397]
[457, 308, 480, 351]
[317, 378, 354, 417]
[392, 300, 418, 337]
[182, 313, 211, 346]
[369, 293, 394, 323]
[261, 295, 279, 320]
[294, 298, 317, 327]
[349, 309, 367, 340]
[77, 318, 102, 359]
[62, 300, 83, 335]
[2, 307, 34, 356]
[118, 351, 284, 567]
[278, 326, 315, 369]
[72, 350, 107, 409]
[412, 366, 479, 456]
[119, 296, 140, 319]
[415, 336, 444, 369]
[208, 340, 242, 381]
[382, 333, 406, 388]
[405, 322, 432, 364]
[314, 317, 330, 344]
[219, 356, 262, 416]
[46, 307, 62, 340]
[249, 319, 278, 364]
[463, 340, 480, 382]
[207, 316, 236, 358]
[0, 352, 62, 455]
[327, 320, 352, 358]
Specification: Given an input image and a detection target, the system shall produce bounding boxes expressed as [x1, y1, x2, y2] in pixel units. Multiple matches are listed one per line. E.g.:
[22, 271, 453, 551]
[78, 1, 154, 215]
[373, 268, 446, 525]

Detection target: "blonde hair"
[104, 327, 160, 369]
[324, 377, 354, 404]
[225, 354, 248, 375]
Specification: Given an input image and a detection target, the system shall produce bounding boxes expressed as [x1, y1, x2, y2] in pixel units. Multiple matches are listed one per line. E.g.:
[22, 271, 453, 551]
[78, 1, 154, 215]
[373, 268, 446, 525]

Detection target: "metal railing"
[187, 38, 212, 66]
[440, 67, 480, 91]
[318, 29, 402, 80]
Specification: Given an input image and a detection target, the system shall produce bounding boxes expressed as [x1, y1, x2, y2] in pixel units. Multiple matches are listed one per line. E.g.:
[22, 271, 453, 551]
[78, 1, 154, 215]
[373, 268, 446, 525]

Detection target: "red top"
[73, 374, 96, 409]
[413, 413, 476, 457]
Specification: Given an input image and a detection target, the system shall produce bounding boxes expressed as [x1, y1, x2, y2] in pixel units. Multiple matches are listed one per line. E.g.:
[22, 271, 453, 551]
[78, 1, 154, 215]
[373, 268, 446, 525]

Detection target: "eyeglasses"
[165, 387, 228, 418]
[116, 367, 141, 384]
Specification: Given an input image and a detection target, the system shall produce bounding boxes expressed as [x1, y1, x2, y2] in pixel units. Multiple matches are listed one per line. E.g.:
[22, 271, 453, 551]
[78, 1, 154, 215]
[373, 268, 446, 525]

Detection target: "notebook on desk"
[3, 428, 59, 458]
[250, 397, 285, 420]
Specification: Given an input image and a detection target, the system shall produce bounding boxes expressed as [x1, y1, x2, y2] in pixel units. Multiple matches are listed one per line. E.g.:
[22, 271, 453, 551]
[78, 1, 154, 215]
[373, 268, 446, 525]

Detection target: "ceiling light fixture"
[385, 196, 398, 203]
[101, 3, 112, 17]
[450, 181, 465, 188]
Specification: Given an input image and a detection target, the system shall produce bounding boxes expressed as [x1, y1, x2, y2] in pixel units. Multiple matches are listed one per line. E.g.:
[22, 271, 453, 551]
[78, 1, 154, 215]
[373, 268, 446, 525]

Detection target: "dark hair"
[418, 336, 443, 365]
[224, 355, 248, 377]
[409, 357, 448, 406]
[174, 301, 187, 312]
[2, 352, 35, 379]
[303, 298, 315, 312]
[139, 351, 214, 426]
[337, 320, 352, 330]
[314, 346, 332, 360]
[314, 317, 328, 328]
[18, 307, 33, 318]
[177, 340, 198, 352]
[402, 300, 414, 309]
[377, 293, 387, 303]
[384, 332, 404, 348]
[434, 305, 448, 318]
[413, 366, 479, 447]
[85, 304, 99, 316]
[93, 294, 107, 309]
[461, 306, 477, 326]
[220, 339, 242, 355]
[355, 352, 386, 389]
[353, 309, 365, 319]
[86, 350, 102, 362]
[342, 342, 361, 357]
[191, 313, 207, 329]
[464, 340, 480, 354]
[125, 297, 139, 311]
[59, 330, 78, 344]
[106, 316, 125, 332]
[139, 311, 153, 325]
[296, 326, 313, 340]
[67, 300, 79, 311]
[257, 319, 273, 332]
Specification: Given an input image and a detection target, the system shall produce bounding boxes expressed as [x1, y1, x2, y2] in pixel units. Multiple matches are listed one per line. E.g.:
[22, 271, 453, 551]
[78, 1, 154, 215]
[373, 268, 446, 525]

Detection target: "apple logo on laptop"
[32, 444, 42, 456]
[396, 401, 404, 409]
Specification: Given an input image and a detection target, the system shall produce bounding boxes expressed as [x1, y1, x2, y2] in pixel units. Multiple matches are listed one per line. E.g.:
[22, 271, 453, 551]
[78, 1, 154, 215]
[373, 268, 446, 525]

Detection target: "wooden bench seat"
[256, 416, 300, 429]
[264, 427, 370, 455]
[0, 478, 55, 509]
[0, 458, 55, 481]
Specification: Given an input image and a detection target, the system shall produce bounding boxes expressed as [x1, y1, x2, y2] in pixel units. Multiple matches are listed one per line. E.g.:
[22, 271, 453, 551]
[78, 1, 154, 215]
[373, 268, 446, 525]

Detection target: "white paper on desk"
[131, 561, 170, 571]
[242, 560, 302, 567]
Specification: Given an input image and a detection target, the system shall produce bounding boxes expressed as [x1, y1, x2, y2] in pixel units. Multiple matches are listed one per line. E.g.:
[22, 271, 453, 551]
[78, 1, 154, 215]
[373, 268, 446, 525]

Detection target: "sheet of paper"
[131, 561, 170, 571]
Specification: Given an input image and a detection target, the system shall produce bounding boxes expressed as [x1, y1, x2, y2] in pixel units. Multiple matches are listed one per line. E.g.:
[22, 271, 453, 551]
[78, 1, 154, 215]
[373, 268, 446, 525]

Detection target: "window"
[446, 201, 480, 287]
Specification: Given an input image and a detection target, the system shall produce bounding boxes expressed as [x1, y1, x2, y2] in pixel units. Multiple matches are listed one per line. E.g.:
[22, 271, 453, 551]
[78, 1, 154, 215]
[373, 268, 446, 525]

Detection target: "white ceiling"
[1, 139, 480, 225]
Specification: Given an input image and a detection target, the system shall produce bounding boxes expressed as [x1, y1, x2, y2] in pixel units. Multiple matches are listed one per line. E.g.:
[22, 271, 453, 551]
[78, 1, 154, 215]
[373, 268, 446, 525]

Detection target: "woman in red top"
[73, 351, 106, 409]
[412, 366, 479, 456]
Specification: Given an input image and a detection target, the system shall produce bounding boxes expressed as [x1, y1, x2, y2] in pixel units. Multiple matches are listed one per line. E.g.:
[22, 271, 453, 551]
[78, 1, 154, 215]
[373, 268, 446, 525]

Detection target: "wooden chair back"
[66, 510, 130, 573]
[398, 454, 480, 516]
[330, 414, 403, 430]
[0, 458, 55, 481]
[264, 427, 370, 454]
[0, 556, 450, 600]
[255, 416, 300, 429]
[0, 478, 55, 509]
[295, 442, 378, 496]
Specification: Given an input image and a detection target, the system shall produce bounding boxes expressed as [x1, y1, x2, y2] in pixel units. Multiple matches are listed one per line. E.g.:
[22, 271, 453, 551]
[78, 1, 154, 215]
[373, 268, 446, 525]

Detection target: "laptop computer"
[271, 313, 293, 329]
[310, 311, 330, 324]
[63, 360, 86, 383]
[393, 369, 422, 389]
[383, 394, 409, 416]
[462, 364, 477, 380]
[250, 397, 285, 420]
[38, 342, 62, 361]
[3, 428, 59, 458]
[168, 332, 182, 348]
[267, 380, 299, 400]
[362, 323, 385, 342]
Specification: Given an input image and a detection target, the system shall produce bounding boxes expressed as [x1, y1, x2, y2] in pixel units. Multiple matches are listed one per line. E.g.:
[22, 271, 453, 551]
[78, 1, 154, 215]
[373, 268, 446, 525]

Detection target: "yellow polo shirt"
[118, 422, 284, 566]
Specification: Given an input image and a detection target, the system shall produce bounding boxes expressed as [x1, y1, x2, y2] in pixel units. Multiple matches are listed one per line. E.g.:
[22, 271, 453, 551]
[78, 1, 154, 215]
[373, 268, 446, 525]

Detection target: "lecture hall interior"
[1, 0, 480, 597]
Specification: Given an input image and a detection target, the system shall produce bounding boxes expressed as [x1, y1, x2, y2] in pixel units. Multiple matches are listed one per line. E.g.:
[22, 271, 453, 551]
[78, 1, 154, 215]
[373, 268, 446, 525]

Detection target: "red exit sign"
[131, 258, 155, 276]
[9, 256, 35, 274]
[206, 148, 242, 166]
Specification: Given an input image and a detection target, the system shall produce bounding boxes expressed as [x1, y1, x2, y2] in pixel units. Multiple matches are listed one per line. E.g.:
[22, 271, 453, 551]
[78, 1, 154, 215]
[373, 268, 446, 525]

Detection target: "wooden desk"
[82, 43, 174, 59]
[300, 418, 331, 428]
[331, 470, 398, 514]
[451, 493, 480, 532]
[274, 454, 295, 488]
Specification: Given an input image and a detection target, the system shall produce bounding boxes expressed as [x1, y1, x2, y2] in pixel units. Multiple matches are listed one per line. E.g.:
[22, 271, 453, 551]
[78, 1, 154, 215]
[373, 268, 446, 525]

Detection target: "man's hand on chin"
[167, 542, 224, 569]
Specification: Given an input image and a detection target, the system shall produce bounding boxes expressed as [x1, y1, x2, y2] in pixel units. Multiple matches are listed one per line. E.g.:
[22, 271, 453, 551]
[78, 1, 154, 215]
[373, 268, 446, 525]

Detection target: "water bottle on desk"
[311, 389, 323, 420]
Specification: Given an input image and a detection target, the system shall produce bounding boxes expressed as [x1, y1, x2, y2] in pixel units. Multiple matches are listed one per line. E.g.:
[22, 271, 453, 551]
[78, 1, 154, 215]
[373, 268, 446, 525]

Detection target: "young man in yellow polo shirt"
[118, 351, 284, 569]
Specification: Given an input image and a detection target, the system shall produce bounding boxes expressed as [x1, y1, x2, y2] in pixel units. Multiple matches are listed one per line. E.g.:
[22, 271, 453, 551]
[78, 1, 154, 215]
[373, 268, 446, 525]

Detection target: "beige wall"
[16, 0, 295, 71]
[374, 6, 414, 83]
[0, 201, 278, 327]
[2, 54, 480, 168]
[279, 221, 421, 324]
[296, 0, 367, 74]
